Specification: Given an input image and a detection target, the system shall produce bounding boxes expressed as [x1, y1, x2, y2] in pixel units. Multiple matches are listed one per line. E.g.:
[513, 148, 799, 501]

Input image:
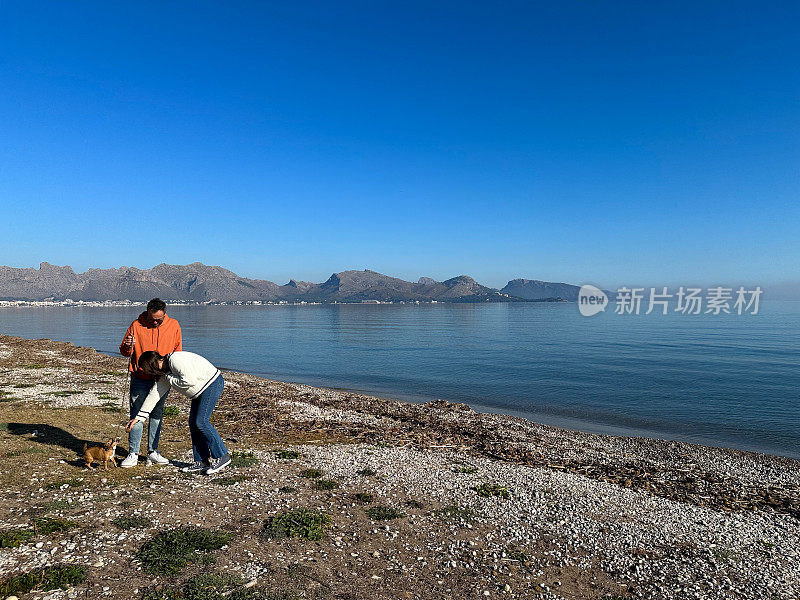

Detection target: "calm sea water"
[1, 302, 798, 459]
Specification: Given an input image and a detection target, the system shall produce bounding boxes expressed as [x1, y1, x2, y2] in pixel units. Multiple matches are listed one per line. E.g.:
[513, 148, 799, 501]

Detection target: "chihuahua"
[83, 437, 119, 470]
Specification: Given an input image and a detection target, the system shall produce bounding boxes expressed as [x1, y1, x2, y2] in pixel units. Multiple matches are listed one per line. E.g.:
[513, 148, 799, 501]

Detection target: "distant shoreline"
[0, 298, 568, 307]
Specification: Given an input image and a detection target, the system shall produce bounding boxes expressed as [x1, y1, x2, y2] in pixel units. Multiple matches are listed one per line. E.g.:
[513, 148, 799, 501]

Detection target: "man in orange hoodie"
[118, 298, 182, 467]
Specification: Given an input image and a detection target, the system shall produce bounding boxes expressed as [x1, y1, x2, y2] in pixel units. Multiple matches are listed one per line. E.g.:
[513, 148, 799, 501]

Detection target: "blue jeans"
[128, 376, 169, 455]
[188, 374, 227, 462]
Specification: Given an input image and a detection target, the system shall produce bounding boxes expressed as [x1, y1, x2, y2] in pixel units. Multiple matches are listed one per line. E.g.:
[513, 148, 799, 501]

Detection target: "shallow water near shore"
[1, 301, 798, 459]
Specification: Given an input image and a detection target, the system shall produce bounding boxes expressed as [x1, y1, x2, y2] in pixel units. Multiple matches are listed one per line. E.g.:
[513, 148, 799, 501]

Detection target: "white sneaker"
[120, 452, 139, 468]
[147, 451, 169, 466]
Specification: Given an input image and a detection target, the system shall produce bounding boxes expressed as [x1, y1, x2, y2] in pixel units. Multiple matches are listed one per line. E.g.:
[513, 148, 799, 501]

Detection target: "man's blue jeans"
[188, 374, 227, 462]
[128, 376, 169, 455]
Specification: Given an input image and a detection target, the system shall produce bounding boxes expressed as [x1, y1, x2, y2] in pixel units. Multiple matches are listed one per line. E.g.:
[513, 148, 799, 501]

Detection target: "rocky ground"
[0, 334, 797, 600]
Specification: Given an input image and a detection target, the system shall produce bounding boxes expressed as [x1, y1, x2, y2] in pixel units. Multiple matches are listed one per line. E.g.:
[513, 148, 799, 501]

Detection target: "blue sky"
[1, 1, 798, 289]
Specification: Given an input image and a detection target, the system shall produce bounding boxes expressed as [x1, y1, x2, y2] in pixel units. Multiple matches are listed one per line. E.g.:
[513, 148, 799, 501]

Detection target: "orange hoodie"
[119, 312, 183, 380]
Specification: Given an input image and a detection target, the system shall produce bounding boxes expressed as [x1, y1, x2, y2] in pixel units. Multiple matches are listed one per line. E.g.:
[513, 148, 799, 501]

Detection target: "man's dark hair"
[147, 298, 167, 313]
[138, 351, 169, 378]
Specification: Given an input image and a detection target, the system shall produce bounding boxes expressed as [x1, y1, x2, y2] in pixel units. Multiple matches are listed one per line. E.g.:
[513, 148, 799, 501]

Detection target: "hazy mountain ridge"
[500, 279, 583, 302]
[0, 262, 574, 303]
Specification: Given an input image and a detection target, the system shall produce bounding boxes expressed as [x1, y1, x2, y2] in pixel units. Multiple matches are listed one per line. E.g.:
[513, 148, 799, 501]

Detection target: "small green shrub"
[263, 509, 331, 541]
[453, 465, 478, 474]
[33, 518, 76, 535]
[354, 492, 373, 503]
[366, 506, 405, 521]
[101, 403, 123, 413]
[111, 515, 152, 530]
[142, 573, 282, 600]
[313, 479, 339, 490]
[278, 486, 297, 494]
[504, 546, 529, 563]
[38, 500, 71, 512]
[275, 449, 301, 460]
[46, 479, 84, 490]
[230, 451, 258, 467]
[162, 405, 180, 418]
[22, 363, 47, 369]
[136, 527, 233, 575]
[356, 467, 377, 476]
[436, 504, 479, 524]
[212, 476, 243, 486]
[474, 483, 510, 499]
[0, 529, 34, 548]
[299, 468, 323, 479]
[0, 565, 87, 595]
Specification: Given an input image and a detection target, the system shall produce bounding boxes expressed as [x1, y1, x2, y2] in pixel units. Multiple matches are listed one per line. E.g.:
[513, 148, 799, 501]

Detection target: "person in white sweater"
[125, 350, 231, 475]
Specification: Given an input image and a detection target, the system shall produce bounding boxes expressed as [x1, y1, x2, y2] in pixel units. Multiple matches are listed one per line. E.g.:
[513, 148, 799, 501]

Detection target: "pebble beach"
[0, 334, 797, 600]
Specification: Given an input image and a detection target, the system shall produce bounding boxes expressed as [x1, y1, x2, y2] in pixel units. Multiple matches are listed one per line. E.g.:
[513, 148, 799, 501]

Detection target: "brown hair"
[138, 351, 169, 378]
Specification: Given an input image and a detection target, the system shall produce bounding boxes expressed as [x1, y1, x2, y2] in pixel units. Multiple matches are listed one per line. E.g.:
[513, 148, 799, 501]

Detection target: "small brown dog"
[83, 437, 119, 470]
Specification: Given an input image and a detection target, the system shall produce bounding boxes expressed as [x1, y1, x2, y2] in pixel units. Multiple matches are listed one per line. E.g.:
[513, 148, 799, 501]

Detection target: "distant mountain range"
[0, 262, 585, 303]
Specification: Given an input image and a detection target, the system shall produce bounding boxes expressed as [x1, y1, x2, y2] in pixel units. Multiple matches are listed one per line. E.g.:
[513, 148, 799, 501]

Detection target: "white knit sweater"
[135, 351, 221, 421]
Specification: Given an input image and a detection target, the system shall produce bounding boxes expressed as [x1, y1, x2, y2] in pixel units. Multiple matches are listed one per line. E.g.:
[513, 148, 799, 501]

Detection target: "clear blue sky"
[1, 1, 798, 289]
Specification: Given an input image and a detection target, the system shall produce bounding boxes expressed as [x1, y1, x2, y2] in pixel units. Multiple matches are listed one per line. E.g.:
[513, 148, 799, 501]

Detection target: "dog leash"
[120, 333, 135, 427]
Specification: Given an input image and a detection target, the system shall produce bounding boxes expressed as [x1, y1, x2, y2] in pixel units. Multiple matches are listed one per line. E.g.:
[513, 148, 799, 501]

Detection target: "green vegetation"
[230, 451, 259, 467]
[0, 529, 34, 548]
[136, 527, 233, 575]
[163, 405, 180, 418]
[101, 402, 123, 413]
[435, 504, 479, 524]
[0, 518, 76, 548]
[504, 546, 529, 563]
[49, 390, 82, 397]
[13, 383, 36, 388]
[22, 363, 47, 369]
[47, 478, 84, 490]
[278, 486, 297, 494]
[102, 370, 125, 376]
[354, 492, 373, 503]
[0, 565, 87, 596]
[275, 449, 301, 460]
[712, 547, 742, 561]
[366, 506, 406, 521]
[263, 509, 331, 541]
[474, 483, 511, 499]
[33, 518, 76, 535]
[142, 573, 293, 600]
[356, 467, 377, 476]
[313, 479, 339, 490]
[111, 515, 152, 530]
[299, 468, 323, 479]
[212, 476, 245, 486]
[96, 392, 116, 399]
[453, 465, 478, 474]
[405, 499, 424, 509]
[38, 499, 71, 512]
